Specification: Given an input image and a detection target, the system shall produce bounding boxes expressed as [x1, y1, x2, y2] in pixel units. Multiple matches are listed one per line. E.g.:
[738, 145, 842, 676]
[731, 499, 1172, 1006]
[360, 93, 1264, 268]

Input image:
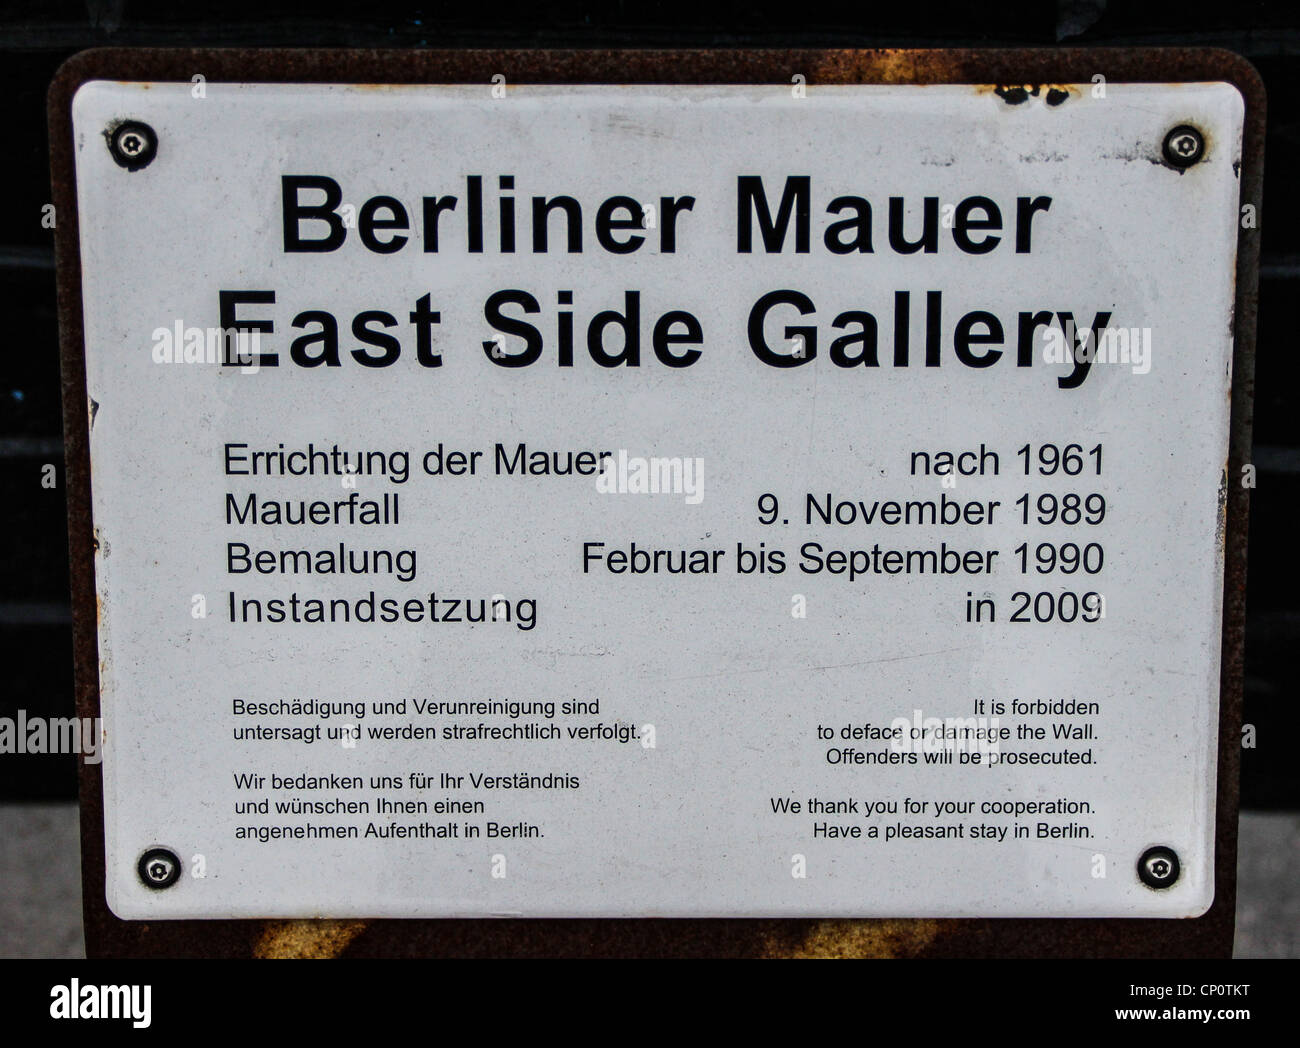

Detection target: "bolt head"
[1162, 124, 1205, 169]
[107, 121, 158, 171]
[1137, 845, 1181, 889]
[137, 847, 181, 889]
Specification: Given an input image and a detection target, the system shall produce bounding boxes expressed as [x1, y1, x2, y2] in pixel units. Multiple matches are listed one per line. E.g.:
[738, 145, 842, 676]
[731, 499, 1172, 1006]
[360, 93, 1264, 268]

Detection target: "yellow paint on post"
[254, 919, 368, 959]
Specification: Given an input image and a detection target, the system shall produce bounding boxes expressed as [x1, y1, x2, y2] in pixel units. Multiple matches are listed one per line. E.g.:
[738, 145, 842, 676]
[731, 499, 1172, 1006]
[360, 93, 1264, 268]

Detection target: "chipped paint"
[973, 83, 1080, 105]
[1217, 465, 1230, 554]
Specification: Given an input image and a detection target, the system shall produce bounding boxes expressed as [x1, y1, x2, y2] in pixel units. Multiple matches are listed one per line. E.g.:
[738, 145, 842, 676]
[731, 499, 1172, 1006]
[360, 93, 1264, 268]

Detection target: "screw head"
[137, 847, 181, 889]
[1162, 124, 1205, 169]
[107, 121, 158, 171]
[1137, 845, 1181, 890]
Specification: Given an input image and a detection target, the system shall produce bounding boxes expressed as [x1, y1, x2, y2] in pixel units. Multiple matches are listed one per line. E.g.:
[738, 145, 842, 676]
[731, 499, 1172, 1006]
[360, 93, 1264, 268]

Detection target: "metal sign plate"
[58, 58, 1254, 928]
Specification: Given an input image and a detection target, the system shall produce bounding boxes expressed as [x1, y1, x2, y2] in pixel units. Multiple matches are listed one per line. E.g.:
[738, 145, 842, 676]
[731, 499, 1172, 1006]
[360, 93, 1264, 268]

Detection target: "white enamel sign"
[70, 81, 1243, 918]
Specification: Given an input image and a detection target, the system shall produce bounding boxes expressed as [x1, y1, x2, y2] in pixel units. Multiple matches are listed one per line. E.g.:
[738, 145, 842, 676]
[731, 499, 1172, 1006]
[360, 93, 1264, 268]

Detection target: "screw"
[107, 121, 158, 171]
[137, 847, 181, 890]
[1137, 845, 1181, 890]
[1162, 124, 1205, 169]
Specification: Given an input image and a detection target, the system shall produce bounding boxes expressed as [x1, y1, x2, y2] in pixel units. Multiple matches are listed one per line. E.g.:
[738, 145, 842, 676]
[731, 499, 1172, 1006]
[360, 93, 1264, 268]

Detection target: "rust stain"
[765, 918, 940, 958]
[808, 49, 970, 85]
[254, 919, 368, 959]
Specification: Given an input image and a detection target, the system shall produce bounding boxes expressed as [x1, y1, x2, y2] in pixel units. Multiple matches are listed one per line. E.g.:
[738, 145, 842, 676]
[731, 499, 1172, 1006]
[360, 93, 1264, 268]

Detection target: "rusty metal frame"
[49, 46, 1262, 958]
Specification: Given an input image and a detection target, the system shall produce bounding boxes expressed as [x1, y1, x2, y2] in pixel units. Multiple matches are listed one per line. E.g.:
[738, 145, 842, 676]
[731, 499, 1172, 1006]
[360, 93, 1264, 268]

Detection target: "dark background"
[1, 0, 1295, 810]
